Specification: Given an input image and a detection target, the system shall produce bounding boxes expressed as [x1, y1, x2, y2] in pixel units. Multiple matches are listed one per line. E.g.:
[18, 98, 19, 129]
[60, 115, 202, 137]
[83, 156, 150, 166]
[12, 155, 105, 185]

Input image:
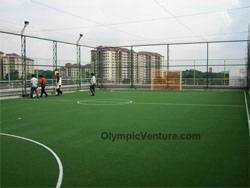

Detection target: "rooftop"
[5, 53, 20, 57]
[137, 51, 163, 57]
[96, 46, 131, 53]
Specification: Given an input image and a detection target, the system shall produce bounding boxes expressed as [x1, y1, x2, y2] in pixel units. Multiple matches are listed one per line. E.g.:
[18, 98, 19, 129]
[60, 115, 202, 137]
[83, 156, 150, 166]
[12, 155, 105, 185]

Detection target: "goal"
[151, 71, 182, 91]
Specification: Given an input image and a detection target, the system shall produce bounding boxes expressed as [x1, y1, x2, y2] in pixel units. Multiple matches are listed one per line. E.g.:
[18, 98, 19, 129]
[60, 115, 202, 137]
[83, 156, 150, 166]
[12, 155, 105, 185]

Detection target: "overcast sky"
[0, 0, 249, 64]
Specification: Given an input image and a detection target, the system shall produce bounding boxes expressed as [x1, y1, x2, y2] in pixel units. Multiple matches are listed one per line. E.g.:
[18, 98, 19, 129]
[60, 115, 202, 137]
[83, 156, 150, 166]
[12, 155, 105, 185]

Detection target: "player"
[90, 73, 96, 96]
[56, 73, 63, 96]
[39, 75, 48, 97]
[30, 74, 39, 98]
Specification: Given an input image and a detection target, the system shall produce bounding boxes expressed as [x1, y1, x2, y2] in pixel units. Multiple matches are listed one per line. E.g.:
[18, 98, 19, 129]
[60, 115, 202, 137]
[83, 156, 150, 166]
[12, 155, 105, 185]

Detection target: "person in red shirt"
[39, 75, 48, 97]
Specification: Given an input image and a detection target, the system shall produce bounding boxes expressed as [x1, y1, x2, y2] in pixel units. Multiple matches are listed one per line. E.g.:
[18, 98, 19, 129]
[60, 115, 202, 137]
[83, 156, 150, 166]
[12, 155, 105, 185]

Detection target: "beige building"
[91, 47, 163, 84]
[0, 52, 34, 79]
[137, 51, 164, 84]
[91, 47, 136, 83]
[60, 63, 91, 82]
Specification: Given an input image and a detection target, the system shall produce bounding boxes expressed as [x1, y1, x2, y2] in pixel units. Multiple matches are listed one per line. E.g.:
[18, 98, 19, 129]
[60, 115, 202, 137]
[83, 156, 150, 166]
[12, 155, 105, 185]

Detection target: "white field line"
[134, 102, 244, 108]
[0, 96, 21, 100]
[0, 132, 63, 188]
[76, 99, 243, 108]
[10, 98, 244, 108]
[19, 98, 76, 103]
[77, 98, 133, 105]
[244, 91, 250, 131]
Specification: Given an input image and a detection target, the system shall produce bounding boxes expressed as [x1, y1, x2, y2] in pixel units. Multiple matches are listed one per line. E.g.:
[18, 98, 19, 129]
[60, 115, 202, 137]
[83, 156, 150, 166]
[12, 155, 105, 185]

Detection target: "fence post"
[206, 42, 209, 89]
[52, 41, 57, 92]
[8, 57, 10, 89]
[130, 46, 134, 88]
[166, 44, 170, 87]
[167, 44, 170, 72]
[93, 48, 96, 75]
[97, 47, 103, 88]
[224, 60, 226, 85]
[247, 38, 250, 89]
[53, 41, 57, 70]
[194, 60, 196, 86]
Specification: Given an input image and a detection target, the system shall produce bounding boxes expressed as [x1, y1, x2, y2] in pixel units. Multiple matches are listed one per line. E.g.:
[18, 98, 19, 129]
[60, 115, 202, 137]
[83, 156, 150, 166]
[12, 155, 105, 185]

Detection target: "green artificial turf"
[0, 90, 249, 187]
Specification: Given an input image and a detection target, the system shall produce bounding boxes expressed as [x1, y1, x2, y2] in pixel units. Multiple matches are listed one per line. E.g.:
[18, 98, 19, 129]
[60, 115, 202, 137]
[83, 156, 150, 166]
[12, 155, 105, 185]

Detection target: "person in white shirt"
[30, 74, 39, 98]
[90, 73, 96, 96]
[56, 73, 63, 96]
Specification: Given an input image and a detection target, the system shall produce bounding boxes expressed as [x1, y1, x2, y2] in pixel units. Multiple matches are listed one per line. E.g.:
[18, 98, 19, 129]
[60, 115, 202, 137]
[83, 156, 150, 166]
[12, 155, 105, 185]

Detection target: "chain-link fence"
[0, 30, 249, 96]
[0, 31, 93, 96]
[93, 41, 249, 90]
[246, 33, 250, 118]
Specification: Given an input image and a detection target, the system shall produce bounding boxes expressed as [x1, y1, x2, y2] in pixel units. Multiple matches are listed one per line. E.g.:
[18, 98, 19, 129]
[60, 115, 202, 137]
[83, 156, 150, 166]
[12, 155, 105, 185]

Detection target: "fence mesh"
[247, 32, 250, 118]
[0, 31, 249, 96]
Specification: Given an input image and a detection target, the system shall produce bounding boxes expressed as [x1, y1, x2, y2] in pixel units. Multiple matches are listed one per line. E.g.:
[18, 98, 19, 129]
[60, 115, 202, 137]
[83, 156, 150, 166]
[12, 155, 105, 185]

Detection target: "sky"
[0, 0, 249, 65]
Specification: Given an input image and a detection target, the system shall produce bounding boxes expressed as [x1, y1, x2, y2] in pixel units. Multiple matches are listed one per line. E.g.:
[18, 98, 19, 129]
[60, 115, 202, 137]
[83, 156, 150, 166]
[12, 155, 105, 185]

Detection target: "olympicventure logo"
[100, 132, 201, 142]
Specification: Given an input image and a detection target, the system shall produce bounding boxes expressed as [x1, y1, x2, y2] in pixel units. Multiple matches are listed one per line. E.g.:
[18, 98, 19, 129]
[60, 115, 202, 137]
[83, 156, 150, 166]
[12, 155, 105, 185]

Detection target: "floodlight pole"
[76, 34, 83, 90]
[21, 21, 29, 96]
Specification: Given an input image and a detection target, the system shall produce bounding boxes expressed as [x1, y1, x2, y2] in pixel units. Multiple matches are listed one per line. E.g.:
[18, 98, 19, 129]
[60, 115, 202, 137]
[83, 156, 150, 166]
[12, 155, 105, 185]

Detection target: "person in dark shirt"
[39, 75, 48, 97]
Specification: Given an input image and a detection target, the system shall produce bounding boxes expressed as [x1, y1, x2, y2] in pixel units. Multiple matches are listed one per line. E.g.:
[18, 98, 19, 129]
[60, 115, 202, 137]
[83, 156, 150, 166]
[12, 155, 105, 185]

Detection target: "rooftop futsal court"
[0, 90, 249, 187]
[1, 0, 250, 187]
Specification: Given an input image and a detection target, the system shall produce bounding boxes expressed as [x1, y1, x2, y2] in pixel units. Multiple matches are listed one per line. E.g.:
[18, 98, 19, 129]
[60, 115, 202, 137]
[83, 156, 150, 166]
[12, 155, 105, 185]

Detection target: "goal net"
[151, 71, 182, 91]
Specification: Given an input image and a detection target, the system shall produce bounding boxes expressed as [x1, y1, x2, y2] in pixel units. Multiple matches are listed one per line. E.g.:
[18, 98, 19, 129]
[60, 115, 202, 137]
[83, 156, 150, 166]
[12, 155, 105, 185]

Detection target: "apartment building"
[0, 52, 34, 79]
[137, 51, 164, 84]
[91, 47, 136, 83]
[60, 63, 91, 81]
[91, 47, 163, 84]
